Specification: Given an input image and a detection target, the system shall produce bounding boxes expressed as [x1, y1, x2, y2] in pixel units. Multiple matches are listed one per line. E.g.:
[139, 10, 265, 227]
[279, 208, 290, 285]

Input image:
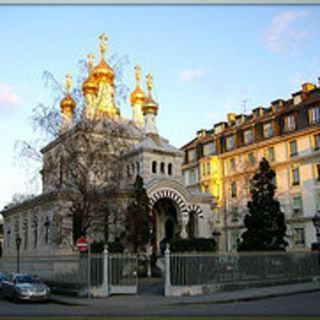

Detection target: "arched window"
[136, 162, 140, 175]
[168, 163, 173, 176]
[160, 162, 165, 174]
[152, 161, 157, 174]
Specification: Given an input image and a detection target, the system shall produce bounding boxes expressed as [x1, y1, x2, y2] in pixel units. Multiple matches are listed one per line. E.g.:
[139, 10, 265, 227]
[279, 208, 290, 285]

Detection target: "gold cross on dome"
[135, 65, 141, 85]
[99, 33, 108, 55]
[146, 73, 153, 93]
[87, 53, 95, 71]
[65, 73, 72, 94]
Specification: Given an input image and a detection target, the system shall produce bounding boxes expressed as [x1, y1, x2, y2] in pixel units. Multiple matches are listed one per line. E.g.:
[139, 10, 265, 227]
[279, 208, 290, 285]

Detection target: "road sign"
[76, 236, 88, 252]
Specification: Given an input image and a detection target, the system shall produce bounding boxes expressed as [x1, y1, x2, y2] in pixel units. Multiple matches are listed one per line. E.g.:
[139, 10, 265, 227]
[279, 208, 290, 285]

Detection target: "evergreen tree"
[125, 175, 151, 253]
[238, 158, 288, 251]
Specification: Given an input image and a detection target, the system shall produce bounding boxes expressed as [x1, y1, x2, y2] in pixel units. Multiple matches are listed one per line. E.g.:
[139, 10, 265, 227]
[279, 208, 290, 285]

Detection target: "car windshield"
[16, 275, 41, 283]
[0, 273, 7, 281]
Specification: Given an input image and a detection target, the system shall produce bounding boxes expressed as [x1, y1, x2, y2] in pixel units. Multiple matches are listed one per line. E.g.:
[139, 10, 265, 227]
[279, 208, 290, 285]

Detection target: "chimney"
[302, 82, 316, 93]
[227, 113, 236, 124]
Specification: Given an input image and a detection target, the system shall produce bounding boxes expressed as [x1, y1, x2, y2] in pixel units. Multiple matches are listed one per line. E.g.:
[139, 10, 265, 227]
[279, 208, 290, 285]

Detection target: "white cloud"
[264, 10, 308, 54]
[0, 83, 20, 111]
[179, 68, 205, 84]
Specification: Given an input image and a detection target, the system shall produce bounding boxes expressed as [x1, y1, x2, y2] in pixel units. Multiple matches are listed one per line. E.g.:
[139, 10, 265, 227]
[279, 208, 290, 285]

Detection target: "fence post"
[101, 244, 109, 297]
[164, 244, 171, 297]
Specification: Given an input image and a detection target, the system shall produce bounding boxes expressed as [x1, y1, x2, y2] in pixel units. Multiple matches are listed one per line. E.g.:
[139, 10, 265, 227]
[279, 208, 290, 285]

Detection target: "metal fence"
[0, 251, 138, 297]
[165, 249, 320, 296]
[109, 254, 138, 294]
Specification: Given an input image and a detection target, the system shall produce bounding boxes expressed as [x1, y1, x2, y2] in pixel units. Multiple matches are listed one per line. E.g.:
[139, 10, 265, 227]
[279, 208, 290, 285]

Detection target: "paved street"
[0, 290, 320, 316]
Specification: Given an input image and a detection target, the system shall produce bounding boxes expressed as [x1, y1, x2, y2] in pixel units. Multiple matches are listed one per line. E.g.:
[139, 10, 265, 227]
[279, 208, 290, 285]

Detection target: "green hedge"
[168, 238, 217, 253]
[90, 241, 124, 254]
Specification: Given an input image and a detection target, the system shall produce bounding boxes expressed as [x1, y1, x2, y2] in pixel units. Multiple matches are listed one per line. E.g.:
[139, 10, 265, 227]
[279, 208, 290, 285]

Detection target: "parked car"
[0, 272, 8, 293]
[1, 273, 51, 302]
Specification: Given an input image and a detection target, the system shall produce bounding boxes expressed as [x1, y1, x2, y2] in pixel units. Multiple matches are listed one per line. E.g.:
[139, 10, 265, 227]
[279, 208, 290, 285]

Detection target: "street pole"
[87, 238, 91, 299]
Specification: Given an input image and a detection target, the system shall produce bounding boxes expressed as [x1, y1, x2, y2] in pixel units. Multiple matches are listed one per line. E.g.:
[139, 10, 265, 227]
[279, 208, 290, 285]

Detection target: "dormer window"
[284, 114, 296, 132]
[188, 149, 196, 162]
[236, 115, 244, 126]
[203, 142, 215, 156]
[244, 129, 253, 145]
[263, 122, 274, 138]
[309, 106, 320, 124]
[293, 94, 302, 105]
[226, 135, 235, 151]
[214, 122, 226, 134]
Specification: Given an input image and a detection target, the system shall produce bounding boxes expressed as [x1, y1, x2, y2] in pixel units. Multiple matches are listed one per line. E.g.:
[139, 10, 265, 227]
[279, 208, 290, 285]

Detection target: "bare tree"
[13, 53, 135, 248]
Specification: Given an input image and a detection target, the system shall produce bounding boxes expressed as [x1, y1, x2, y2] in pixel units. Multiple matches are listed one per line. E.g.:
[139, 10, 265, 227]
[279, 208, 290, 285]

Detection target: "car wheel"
[13, 292, 19, 304]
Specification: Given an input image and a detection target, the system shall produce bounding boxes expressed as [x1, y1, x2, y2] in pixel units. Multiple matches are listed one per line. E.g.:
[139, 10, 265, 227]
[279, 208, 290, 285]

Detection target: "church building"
[1, 35, 215, 257]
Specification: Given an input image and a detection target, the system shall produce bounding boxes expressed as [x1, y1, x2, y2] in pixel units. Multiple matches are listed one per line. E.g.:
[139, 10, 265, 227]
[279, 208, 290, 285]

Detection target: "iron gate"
[108, 254, 138, 295]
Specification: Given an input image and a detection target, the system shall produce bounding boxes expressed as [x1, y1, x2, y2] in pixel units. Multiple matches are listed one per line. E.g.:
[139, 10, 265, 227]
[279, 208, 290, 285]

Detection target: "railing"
[164, 247, 320, 296]
[0, 250, 138, 297]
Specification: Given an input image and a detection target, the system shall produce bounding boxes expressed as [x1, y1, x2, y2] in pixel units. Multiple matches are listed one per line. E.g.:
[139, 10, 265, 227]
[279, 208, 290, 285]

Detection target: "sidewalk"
[50, 280, 320, 307]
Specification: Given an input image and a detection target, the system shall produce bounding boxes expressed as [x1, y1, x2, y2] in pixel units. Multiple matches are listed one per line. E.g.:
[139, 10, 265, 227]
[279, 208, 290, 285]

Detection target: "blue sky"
[0, 5, 320, 212]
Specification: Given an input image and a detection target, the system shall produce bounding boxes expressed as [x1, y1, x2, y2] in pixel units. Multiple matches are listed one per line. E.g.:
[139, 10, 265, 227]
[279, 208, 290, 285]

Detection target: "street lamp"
[15, 235, 22, 273]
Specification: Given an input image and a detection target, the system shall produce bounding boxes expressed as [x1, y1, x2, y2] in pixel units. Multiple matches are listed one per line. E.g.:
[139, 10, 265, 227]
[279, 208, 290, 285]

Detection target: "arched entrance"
[152, 198, 179, 255]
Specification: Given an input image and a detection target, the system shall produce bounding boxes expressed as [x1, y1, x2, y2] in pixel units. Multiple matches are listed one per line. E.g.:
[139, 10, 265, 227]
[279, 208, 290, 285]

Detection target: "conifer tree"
[238, 158, 288, 251]
[125, 175, 151, 253]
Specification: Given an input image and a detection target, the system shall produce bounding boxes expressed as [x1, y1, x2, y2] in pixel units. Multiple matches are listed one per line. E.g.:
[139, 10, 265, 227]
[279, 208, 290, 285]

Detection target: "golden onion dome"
[130, 65, 146, 105]
[92, 34, 115, 85]
[82, 74, 98, 95]
[82, 53, 98, 95]
[131, 86, 146, 105]
[142, 73, 158, 115]
[60, 94, 76, 112]
[60, 73, 76, 112]
[92, 58, 115, 84]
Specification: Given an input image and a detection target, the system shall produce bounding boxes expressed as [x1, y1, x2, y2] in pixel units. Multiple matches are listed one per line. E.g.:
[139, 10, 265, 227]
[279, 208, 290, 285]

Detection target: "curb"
[172, 287, 320, 305]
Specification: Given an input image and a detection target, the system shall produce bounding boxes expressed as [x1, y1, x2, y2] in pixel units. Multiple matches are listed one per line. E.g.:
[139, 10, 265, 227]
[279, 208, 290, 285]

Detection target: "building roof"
[126, 133, 183, 157]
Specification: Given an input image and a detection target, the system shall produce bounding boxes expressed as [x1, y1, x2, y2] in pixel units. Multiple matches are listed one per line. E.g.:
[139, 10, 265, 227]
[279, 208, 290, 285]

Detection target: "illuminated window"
[263, 122, 274, 138]
[188, 149, 196, 162]
[314, 133, 320, 150]
[203, 142, 215, 156]
[293, 227, 305, 246]
[230, 205, 238, 222]
[226, 135, 235, 151]
[244, 129, 254, 145]
[206, 163, 211, 175]
[284, 114, 296, 132]
[248, 152, 255, 166]
[229, 158, 236, 172]
[289, 140, 298, 157]
[309, 106, 320, 124]
[268, 146, 275, 162]
[231, 182, 237, 198]
[291, 167, 300, 186]
[292, 195, 303, 215]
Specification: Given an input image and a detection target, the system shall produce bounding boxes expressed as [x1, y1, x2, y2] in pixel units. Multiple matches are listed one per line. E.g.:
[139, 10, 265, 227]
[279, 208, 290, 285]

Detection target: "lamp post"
[15, 235, 22, 273]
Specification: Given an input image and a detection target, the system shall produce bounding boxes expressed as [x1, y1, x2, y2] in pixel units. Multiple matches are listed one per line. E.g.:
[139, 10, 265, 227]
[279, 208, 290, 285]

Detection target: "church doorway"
[152, 198, 179, 255]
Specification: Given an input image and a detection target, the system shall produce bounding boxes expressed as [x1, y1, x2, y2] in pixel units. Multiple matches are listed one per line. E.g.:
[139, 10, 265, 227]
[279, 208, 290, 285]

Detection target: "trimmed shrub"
[168, 238, 217, 253]
[90, 241, 124, 254]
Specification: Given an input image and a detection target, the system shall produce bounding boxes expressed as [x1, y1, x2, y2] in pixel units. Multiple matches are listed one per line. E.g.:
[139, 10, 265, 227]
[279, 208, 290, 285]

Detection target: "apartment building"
[182, 82, 320, 252]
